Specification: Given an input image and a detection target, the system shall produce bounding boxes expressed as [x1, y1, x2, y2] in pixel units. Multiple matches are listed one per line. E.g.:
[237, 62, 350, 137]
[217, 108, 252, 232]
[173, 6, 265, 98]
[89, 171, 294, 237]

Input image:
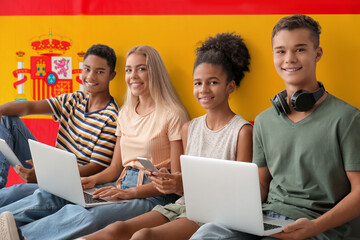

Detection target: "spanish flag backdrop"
[1, 0, 360, 143]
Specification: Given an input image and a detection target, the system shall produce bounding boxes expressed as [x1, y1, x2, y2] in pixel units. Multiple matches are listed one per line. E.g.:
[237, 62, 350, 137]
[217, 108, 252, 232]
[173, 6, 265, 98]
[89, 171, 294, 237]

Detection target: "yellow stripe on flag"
[0, 14, 359, 120]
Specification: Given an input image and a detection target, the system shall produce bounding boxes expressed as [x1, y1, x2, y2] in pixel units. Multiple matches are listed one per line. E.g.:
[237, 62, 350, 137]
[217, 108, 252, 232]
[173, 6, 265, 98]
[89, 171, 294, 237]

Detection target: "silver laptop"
[0, 138, 23, 168]
[28, 139, 125, 208]
[180, 155, 294, 236]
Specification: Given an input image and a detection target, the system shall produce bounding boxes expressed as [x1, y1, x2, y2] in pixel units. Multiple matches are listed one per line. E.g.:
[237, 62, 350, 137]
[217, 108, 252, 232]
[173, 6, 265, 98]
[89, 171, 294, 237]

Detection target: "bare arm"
[0, 100, 53, 118]
[169, 140, 183, 173]
[248, 122, 272, 203]
[235, 124, 253, 163]
[147, 121, 190, 195]
[79, 162, 106, 177]
[259, 166, 272, 203]
[311, 171, 360, 230]
[81, 136, 124, 188]
[272, 171, 360, 239]
[181, 121, 191, 154]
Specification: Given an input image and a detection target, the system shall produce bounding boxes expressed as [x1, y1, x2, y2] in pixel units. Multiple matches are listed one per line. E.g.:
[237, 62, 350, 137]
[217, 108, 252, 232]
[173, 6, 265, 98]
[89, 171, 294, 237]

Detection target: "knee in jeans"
[190, 223, 225, 239]
[197, 222, 218, 231]
[1, 116, 15, 125]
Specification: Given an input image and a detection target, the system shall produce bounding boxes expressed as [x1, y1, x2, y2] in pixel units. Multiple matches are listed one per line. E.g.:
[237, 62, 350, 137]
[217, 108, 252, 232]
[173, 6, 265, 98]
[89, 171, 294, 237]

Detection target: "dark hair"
[194, 32, 250, 87]
[84, 44, 117, 73]
[271, 14, 321, 48]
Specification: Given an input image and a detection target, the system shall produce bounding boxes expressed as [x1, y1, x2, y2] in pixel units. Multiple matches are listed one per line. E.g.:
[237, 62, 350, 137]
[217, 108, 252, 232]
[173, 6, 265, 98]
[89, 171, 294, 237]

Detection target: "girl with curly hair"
[79, 32, 253, 240]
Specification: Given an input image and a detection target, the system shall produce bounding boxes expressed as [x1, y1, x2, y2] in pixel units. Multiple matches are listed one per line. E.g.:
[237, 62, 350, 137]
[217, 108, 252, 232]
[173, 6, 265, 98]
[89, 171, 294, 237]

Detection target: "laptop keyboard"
[83, 192, 107, 204]
[264, 222, 282, 231]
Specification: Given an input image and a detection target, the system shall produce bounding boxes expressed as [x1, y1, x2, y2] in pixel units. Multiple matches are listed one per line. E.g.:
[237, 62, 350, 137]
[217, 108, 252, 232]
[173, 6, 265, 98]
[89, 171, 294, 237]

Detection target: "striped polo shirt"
[47, 91, 119, 167]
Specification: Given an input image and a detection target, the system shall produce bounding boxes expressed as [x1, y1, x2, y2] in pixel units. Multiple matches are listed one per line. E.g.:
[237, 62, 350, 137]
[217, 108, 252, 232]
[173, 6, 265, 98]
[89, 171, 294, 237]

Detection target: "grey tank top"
[176, 114, 250, 206]
[185, 114, 250, 160]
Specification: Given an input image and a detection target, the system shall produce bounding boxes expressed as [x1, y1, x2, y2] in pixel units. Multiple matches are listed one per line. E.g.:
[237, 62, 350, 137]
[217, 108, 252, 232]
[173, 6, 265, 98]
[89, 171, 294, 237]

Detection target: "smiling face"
[125, 53, 151, 98]
[81, 54, 115, 95]
[193, 63, 235, 111]
[272, 28, 323, 88]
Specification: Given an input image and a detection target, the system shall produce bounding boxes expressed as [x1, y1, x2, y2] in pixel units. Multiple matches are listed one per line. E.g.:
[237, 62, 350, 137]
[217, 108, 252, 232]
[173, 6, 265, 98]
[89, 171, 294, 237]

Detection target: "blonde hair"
[123, 45, 188, 121]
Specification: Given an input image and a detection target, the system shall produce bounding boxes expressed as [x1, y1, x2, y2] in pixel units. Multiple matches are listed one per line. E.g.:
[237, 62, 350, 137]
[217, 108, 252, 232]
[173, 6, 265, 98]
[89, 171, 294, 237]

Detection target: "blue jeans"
[0, 167, 179, 240]
[190, 211, 330, 240]
[0, 116, 36, 188]
[0, 183, 38, 207]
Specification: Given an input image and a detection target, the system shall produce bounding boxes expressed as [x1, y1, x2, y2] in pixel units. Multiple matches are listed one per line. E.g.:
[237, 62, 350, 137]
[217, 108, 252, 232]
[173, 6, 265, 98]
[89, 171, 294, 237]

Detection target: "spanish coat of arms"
[12, 32, 84, 101]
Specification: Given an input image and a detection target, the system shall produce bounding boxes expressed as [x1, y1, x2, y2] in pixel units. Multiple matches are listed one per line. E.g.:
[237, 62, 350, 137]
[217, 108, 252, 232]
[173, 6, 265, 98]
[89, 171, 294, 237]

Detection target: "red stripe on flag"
[0, 0, 359, 15]
[21, 118, 59, 146]
[6, 118, 59, 187]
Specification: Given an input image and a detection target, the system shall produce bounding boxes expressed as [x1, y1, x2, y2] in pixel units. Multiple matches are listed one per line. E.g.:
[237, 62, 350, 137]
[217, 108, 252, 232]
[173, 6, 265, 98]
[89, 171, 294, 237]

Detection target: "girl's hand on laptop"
[81, 177, 96, 189]
[149, 168, 183, 195]
[16, 160, 37, 183]
[92, 186, 132, 200]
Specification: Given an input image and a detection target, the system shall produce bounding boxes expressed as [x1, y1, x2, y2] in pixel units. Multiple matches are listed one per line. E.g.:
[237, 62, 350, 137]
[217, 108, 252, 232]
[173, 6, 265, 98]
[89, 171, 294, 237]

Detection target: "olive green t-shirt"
[253, 94, 360, 239]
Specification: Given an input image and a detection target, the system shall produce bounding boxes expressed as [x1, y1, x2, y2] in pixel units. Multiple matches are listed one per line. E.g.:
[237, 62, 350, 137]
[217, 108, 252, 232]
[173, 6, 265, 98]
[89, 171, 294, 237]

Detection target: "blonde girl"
[0, 45, 188, 240]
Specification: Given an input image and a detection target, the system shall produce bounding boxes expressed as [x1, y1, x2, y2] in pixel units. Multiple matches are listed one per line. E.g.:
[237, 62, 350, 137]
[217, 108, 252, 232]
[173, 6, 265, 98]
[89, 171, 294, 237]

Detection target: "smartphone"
[136, 157, 159, 172]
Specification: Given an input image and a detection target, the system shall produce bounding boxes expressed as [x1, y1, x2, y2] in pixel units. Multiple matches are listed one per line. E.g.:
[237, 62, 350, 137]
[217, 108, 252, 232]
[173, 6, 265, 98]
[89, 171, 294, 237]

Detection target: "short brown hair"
[271, 14, 321, 48]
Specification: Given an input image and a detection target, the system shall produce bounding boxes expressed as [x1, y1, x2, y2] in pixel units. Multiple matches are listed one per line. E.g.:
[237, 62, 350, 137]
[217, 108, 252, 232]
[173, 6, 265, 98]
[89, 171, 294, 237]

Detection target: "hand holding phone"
[136, 157, 159, 172]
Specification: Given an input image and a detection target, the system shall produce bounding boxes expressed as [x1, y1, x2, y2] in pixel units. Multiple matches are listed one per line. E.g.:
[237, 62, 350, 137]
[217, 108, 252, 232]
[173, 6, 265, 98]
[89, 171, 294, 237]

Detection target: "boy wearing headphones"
[190, 14, 360, 240]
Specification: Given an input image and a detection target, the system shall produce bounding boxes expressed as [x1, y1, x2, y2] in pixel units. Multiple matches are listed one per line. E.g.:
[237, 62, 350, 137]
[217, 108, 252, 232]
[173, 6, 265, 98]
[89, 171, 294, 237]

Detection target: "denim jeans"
[190, 211, 330, 240]
[0, 116, 36, 188]
[0, 183, 39, 207]
[0, 167, 179, 240]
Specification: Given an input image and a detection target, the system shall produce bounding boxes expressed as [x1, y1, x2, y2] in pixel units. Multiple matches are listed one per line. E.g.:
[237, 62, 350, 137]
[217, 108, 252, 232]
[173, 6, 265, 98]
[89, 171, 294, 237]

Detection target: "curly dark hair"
[84, 44, 117, 73]
[193, 32, 250, 87]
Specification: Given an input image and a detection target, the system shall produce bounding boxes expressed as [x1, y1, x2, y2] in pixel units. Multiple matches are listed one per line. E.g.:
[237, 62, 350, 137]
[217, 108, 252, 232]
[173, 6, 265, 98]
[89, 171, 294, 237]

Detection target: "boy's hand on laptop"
[15, 160, 37, 183]
[149, 168, 183, 195]
[271, 218, 319, 240]
[81, 177, 96, 189]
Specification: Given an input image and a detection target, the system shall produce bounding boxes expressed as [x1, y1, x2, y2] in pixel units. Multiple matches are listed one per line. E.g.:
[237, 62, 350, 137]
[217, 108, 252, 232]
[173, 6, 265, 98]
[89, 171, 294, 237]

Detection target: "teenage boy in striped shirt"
[0, 44, 119, 207]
